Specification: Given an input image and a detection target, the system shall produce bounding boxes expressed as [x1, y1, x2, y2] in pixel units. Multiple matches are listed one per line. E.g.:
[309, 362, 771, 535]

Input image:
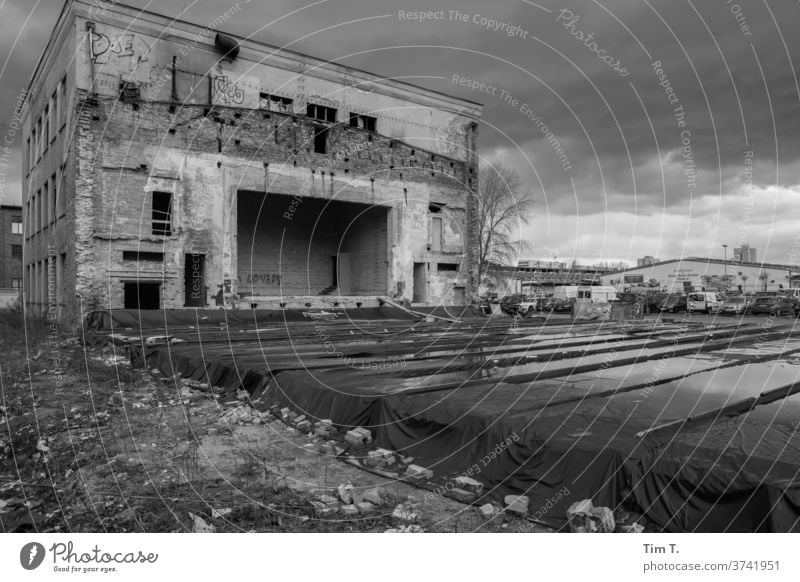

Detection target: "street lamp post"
[723, 244, 728, 291]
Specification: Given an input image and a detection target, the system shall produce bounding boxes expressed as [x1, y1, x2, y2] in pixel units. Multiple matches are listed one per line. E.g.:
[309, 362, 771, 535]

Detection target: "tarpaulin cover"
[86, 305, 484, 331]
[139, 318, 800, 532]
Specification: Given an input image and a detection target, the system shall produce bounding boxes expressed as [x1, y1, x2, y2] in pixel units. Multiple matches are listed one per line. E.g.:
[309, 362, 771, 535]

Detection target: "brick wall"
[62, 92, 477, 320]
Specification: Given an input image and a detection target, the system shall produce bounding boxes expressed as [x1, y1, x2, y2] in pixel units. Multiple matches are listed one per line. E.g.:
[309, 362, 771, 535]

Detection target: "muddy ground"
[0, 310, 552, 533]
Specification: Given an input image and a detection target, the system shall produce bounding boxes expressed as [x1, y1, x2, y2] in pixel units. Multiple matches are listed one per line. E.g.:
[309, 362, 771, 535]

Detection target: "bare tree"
[475, 162, 535, 284]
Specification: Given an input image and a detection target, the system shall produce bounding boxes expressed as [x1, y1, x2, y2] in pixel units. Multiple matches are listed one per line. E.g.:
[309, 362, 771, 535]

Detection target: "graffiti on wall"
[237, 273, 282, 288]
[212, 75, 245, 105]
[91, 30, 151, 71]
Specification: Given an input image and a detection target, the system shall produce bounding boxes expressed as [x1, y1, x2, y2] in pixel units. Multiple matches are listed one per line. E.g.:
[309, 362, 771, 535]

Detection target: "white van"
[576, 285, 618, 303]
[687, 291, 721, 313]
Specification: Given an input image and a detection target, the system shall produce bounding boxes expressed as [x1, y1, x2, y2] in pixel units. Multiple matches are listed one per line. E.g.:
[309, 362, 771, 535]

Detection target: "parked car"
[749, 295, 795, 316]
[499, 294, 526, 315]
[518, 295, 543, 315]
[687, 292, 722, 314]
[659, 294, 687, 313]
[551, 297, 576, 313]
[499, 294, 541, 315]
[718, 295, 747, 316]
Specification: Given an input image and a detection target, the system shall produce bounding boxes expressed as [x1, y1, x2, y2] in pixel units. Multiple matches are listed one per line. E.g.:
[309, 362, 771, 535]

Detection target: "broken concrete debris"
[455, 475, 484, 495]
[391, 503, 420, 523]
[478, 503, 506, 526]
[362, 488, 384, 505]
[356, 501, 375, 514]
[314, 419, 337, 438]
[566, 499, 616, 533]
[504, 495, 529, 517]
[344, 427, 373, 446]
[405, 464, 434, 481]
[341, 504, 359, 517]
[384, 525, 425, 533]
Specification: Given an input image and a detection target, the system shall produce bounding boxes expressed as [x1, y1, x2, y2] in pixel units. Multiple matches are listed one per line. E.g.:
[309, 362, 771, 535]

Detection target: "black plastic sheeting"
[133, 312, 800, 532]
[143, 342, 800, 532]
[86, 305, 485, 331]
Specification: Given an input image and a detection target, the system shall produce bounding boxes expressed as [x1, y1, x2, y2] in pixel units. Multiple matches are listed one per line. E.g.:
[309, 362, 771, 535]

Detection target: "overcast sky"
[2, 0, 799, 266]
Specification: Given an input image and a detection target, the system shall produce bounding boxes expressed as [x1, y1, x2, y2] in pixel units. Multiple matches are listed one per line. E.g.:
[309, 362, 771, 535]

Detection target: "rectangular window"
[122, 251, 165, 262]
[437, 263, 458, 272]
[12, 278, 21, 289]
[56, 168, 65, 217]
[31, 126, 37, 166]
[59, 76, 67, 129]
[42, 179, 49, 226]
[306, 103, 337, 123]
[51, 173, 57, 221]
[52, 92, 58, 139]
[25, 138, 30, 175]
[430, 216, 442, 252]
[42, 108, 49, 153]
[11, 217, 22, 235]
[349, 113, 376, 131]
[152, 191, 173, 236]
[34, 190, 40, 233]
[11, 245, 22, 260]
[259, 92, 293, 112]
[313, 125, 329, 154]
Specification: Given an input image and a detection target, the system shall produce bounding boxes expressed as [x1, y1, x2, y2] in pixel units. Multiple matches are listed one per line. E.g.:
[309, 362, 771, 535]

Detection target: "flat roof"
[602, 256, 798, 276]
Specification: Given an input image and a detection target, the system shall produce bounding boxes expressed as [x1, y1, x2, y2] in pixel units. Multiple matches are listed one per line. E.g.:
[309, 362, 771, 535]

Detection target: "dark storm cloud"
[2, 0, 797, 230]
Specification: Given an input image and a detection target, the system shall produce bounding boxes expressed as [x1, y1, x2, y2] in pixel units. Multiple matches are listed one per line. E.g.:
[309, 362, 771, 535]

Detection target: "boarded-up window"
[431, 216, 442, 252]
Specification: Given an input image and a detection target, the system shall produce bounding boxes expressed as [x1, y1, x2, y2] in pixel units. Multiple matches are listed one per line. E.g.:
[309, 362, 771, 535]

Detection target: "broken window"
[349, 113, 376, 131]
[259, 92, 293, 112]
[124, 282, 160, 309]
[11, 245, 22, 260]
[313, 125, 329, 154]
[122, 251, 164, 262]
[152, 191, 173, 236]
[307, 103, 337, 123]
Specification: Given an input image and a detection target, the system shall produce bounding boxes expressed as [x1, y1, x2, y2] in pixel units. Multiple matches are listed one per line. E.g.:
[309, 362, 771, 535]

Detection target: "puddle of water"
[609, 359, 800, 423]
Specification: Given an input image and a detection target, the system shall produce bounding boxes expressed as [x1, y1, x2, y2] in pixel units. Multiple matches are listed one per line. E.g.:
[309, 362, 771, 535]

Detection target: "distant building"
[734, 245, 757, 263]
[636, 256, 659, 267]
[600, 257, 794, 293]
[517, 259, 567, 270]
[0, 205, 24, 290]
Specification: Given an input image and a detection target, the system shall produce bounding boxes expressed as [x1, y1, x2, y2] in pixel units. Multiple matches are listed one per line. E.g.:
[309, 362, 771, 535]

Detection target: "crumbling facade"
[23, 1, 482, 324]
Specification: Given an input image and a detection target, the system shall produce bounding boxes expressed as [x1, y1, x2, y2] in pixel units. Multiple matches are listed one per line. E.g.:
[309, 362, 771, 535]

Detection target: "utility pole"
[723, 244, 728, 292]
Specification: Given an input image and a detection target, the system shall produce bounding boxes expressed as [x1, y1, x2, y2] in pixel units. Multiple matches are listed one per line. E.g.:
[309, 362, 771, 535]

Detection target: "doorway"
[185, 254, 206, 307]
[413, 262, 427, 303]
[124, 282, 160, 309]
